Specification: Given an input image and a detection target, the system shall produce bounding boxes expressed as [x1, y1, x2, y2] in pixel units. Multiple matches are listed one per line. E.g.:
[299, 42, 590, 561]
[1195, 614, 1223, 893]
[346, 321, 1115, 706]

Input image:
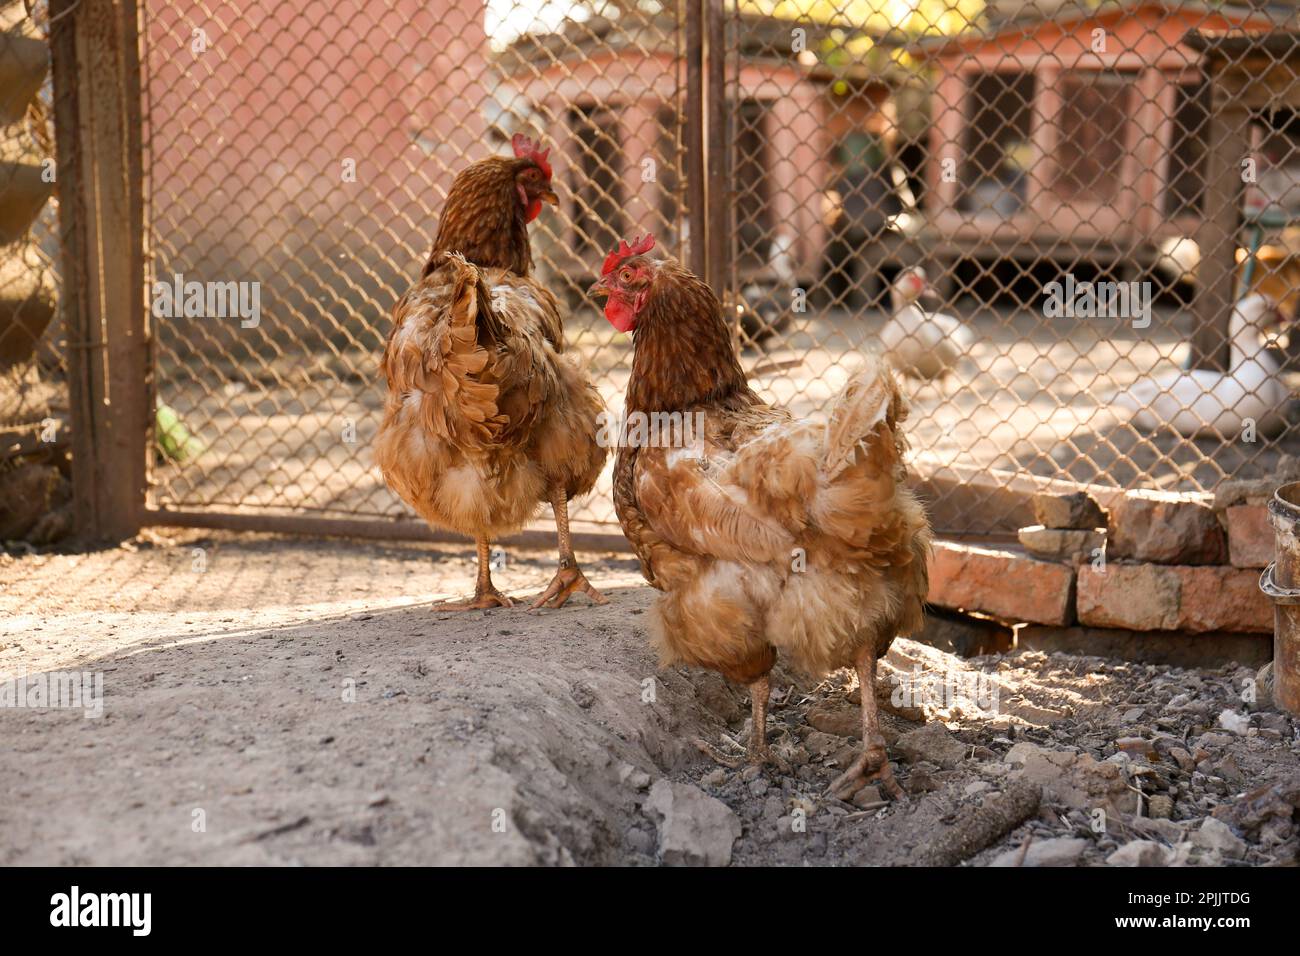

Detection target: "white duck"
[879, 266, 973, 379]
[1113, 293, 1291, 437]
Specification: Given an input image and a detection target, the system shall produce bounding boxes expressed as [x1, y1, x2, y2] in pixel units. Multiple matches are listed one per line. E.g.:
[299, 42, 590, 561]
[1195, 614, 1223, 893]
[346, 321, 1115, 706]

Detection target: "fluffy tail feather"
[380, 253, 508, 449]
[823, 356, 904, 481]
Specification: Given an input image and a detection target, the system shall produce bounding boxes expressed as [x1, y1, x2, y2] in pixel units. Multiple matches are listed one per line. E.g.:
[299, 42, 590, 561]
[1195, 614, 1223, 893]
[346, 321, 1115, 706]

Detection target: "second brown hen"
[594, 235, 931, 800]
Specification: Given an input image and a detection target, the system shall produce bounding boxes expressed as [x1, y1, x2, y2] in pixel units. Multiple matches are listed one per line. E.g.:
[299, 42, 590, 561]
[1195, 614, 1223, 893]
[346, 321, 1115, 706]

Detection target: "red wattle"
[524, 198, 542, 223]
[604, 299, 636, 333]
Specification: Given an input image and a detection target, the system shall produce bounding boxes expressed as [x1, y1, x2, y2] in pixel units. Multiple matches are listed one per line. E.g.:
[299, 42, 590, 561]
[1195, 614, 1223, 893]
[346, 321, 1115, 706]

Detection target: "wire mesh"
[141, 0, 686, 529]
[728, 0, 1300, 535]
[1, 1, 68, 538]
[134, 0, 1300, 540]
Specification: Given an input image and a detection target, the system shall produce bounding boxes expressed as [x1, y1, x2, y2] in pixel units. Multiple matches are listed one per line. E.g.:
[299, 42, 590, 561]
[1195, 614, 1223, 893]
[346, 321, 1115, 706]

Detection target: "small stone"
[905, 768, 940, 794]
[1168, 747, 1196, 772]
[806, 701, 860, 738]
[897, 722, 967, 769]
[1148, 794, 1174, 819]
[989, 836, 1088, 867]
[1018, 525, 1105, 564]
[642, 780, 742, 867]
[1116, 737, 1158, 761]
[625, 827, 654, 855]
[748, 778, 769, 797]
[1218, 709, 1250, 735]
[1192, 817, 1247, 860]
[1106, 840, 1176, 867]
[804, 730, 842, 758]
[964, 780, 990, 796]
[852, 785, 884, 808]
[741, 765, 763, 783]
[700, 768, 728, 789]
[1032, 491, 1107, 530]
[1258, 712, 1289, 734]
[627, 770, 652, 790]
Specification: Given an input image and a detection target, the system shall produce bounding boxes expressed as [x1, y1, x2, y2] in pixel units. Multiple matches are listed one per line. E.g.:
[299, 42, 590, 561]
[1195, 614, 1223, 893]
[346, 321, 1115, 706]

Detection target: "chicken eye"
[620, 268, 634, 283]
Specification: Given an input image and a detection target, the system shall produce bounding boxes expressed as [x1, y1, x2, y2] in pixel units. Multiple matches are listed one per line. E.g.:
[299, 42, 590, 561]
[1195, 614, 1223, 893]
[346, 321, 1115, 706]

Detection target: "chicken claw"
[530, 565, 608, 609]
[436, 584, 515, 611]
[692, 737, 791, 773]
[828, 743, 903, 802]
[693, 737, 744, 769]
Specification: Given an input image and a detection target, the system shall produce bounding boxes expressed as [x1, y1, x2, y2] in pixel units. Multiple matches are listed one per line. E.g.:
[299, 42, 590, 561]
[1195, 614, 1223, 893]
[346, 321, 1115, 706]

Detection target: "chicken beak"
[588, 277, 610, 300]
[540, 188, 559, 207]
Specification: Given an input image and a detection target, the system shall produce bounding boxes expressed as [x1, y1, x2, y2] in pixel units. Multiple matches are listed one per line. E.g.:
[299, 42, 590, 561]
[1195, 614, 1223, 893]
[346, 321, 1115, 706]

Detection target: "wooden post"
[49, 0, 148, 541]
[1190, 86, 1247, 372]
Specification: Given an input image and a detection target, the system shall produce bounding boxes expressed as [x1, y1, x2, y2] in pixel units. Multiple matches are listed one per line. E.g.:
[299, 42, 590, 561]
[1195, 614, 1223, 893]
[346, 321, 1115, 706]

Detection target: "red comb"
[602, 234, 656, 276]
[511, 132, 552, 179]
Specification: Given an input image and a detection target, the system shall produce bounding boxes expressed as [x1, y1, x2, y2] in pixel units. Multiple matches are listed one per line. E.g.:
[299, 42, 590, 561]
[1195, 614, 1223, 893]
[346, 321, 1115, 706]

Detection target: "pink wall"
[143, 0, 491, 345]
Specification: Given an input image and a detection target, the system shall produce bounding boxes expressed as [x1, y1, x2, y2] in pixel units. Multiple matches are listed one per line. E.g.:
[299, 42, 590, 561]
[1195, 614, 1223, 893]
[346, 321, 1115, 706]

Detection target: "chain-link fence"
[38, 0, 1300, 543]
[728, 0, 1300, 535]
[140, 0, 687, 537]
[1, 1, 67, 540]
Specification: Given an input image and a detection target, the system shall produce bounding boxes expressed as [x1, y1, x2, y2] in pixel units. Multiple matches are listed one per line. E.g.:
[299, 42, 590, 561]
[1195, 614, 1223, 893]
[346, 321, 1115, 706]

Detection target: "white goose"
[1113, 293, 1291, 438]
[879, 266, 973, 379]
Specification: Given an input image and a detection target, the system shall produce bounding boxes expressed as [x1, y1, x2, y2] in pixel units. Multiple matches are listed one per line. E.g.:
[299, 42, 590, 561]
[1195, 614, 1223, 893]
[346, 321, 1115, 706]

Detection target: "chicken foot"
[531, 486, 608, 609]
[828, 647, 903, 801]
[436, 536, 514, 610]
[693, 674, 791, 772]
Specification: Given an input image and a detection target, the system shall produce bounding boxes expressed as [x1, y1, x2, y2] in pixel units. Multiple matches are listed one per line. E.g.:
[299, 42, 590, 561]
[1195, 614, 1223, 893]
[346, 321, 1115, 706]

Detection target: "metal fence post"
[49, 0, 148, 541]
[684, 0, 706, 281]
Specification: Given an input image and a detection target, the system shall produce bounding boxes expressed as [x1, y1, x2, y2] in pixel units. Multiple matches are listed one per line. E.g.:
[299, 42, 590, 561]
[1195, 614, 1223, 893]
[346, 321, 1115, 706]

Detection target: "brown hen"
[593, 236, 931, 800]
[374, 136, 607, 610]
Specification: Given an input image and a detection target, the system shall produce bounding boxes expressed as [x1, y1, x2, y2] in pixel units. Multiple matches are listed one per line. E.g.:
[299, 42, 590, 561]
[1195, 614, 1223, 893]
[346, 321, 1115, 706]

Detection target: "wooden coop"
[910, 0, 1272, 285]
[502, 9, 899, 290]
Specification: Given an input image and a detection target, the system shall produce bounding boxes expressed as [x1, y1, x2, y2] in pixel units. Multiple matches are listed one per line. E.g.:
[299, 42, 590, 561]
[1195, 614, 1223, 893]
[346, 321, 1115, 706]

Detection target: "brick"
[1078, 562, 1272, 634]
[927, 541, 1074, 626]
[1109, 491, 1226, 565]
[1077, 564, 1180, 630]
[1225, 505, 1272, 569]
[1032, 491, 1106, 530]
[1017, 525, 1105, 564]
[1173, 565, 1271, 633]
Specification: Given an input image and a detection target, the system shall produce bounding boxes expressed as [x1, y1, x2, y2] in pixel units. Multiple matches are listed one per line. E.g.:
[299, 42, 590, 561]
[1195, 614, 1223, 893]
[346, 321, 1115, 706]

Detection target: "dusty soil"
[2, 530, 1298, 866]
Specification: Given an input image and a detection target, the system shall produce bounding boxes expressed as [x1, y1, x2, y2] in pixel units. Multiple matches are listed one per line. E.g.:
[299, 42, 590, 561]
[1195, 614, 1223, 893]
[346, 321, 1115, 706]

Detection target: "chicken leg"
[693, 674, 791, 771]
[437, 536, 514, 610]
[829, 646, 903, 801]
[531, 486, 608, 609]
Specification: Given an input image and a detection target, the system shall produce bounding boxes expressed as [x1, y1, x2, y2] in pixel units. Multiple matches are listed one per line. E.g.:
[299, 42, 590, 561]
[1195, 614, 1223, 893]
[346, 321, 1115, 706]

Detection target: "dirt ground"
[2, 530, 1299, 866]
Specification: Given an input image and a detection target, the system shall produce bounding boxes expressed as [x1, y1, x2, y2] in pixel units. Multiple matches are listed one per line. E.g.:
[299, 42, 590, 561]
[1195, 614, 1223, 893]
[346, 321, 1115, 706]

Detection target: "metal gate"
[40, 0, 1300, 545]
